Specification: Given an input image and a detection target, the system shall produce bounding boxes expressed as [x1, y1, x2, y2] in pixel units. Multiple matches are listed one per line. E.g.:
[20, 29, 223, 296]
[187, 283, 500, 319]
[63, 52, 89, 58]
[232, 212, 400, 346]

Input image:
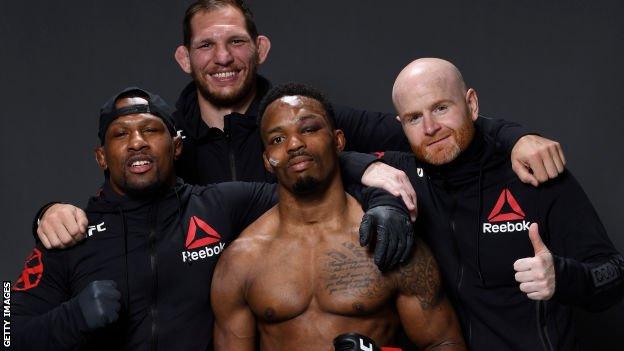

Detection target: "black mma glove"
[334, 332, 381, 351]
[360, 206, 414, 272]
[77, 280, 122, 330]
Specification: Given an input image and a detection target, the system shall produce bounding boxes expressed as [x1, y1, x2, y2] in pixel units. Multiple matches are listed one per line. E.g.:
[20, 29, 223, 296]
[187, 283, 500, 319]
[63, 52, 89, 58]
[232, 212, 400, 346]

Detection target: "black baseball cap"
[98, 87, 176, 144]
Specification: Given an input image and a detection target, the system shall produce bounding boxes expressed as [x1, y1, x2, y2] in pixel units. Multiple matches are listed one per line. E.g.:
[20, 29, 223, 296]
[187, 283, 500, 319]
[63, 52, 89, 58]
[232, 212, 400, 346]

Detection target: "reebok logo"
[12, 249, 43, 291]
[483, 188, 531, 234]
[487, 188, 525, 222]
[483, 221, 530, 234]
[181, 216, 225, 262]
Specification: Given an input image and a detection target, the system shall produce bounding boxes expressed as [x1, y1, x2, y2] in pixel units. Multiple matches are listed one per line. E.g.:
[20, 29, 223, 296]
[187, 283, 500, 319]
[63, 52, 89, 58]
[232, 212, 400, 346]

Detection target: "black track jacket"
[12, 177, 403, 351]
[173, 76, 529, 184]
[379, 128, 624, 351]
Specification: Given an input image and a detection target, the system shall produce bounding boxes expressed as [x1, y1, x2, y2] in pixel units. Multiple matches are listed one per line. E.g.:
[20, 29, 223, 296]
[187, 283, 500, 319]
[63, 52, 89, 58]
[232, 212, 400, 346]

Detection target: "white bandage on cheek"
[269, 158, 280, 166]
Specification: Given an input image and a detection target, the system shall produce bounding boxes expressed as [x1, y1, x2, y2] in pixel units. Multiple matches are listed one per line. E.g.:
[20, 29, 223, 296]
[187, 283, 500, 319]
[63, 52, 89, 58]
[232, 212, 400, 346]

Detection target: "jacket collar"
[86, 178, 187, 213]
[423, 126, 503, 187]
[173, 75, 272, 140]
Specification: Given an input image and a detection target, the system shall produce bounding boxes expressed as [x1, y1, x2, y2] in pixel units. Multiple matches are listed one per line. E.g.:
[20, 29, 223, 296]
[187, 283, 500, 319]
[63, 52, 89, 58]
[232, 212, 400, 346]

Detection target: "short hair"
[257, 83, 336, 129]
[183, 0, 259, 46]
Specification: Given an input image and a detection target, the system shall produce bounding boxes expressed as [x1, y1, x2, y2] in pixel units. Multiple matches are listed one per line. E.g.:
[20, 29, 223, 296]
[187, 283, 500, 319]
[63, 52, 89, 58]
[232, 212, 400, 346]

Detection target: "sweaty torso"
[241, 195, 400, 350]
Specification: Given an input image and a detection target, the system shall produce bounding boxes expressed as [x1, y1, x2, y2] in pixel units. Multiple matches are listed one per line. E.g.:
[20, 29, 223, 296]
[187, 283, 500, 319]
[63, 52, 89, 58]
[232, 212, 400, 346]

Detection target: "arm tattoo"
[398, 244, 443, 309]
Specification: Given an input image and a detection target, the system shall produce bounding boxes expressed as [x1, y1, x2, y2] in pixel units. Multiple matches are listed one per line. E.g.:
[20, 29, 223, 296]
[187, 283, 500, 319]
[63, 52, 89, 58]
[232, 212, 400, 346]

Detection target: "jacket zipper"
[536, 301, 554, 351]
[228, 148, 237, 181]
[148, 202, 159, 351]
[224, 119, 237, 181]
[447, 183, 472, 342]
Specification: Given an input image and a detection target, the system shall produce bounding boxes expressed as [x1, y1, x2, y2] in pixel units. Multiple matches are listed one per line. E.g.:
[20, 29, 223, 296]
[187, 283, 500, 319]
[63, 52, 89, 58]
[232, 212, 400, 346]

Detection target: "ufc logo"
[87, 222, 107, 237]
[359, 338, 373, 351]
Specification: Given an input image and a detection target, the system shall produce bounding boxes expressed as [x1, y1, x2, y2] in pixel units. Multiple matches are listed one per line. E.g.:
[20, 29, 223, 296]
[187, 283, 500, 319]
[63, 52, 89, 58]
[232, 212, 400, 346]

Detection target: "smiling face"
[260, 95, 344, 195]
[175, 5, 270, 107]
[393, 59, 479, 165]
[95, 97, 182, 196]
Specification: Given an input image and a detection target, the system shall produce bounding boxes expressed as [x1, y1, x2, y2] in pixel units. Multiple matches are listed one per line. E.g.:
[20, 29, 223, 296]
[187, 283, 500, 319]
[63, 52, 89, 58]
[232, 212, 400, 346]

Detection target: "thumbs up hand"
[513, 223, 555, 300]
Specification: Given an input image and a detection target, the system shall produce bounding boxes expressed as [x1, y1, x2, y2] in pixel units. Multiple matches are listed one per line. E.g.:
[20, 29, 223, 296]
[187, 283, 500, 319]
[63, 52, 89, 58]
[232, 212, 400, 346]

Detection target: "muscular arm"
[334, 105, 534, 153]
[393, 240, 466, 350]
[334, 104, 565, 186]
[211, 241, 256, 351]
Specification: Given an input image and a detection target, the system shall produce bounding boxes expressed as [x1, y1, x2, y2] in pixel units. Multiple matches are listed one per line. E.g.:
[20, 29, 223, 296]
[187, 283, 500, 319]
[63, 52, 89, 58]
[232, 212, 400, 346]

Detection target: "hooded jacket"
[13, 180, 278, 350]
[13, 176, 407, 351]
[380, 128, 624, 351]
[173, 76, 529, 185]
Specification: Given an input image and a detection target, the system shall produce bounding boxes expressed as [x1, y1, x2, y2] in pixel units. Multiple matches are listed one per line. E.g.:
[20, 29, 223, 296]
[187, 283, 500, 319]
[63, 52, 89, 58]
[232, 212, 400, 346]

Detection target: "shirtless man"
[211, 83, 466, 350]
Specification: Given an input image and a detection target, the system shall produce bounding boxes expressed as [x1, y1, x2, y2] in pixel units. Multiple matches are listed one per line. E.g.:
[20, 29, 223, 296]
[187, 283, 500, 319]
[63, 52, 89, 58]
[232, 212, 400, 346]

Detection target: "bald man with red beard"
[372, 58, 624, 350]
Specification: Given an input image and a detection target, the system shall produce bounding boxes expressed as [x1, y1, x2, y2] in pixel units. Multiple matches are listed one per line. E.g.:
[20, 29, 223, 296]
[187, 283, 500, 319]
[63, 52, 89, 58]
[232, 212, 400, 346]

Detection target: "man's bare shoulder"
[213, 207, 280, 297]
[221, 206, 280, 265]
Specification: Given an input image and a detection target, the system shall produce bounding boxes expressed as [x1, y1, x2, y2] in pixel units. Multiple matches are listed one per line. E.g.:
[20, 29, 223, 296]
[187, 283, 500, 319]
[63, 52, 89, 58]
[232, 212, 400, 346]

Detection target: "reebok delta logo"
[12, 249, 44, 291]
[483, 188, 531, 234]
[181, 216, 225, 262]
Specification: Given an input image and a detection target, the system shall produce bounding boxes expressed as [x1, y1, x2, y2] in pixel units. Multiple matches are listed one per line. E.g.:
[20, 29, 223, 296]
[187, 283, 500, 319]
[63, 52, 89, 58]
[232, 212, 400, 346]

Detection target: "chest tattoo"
[322, 242, 386, 298]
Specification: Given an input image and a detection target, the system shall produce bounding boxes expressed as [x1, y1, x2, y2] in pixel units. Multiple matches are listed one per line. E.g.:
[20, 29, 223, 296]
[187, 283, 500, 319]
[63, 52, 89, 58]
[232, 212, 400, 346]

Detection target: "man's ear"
[95, 146, 108, 170]
[173, 136, 183, 160]
[466, 88, 479, 122]
[256, 35, 271, 64]
[262, 151, 275, 174]
[174, 45, 192, 74]
[334, 129, 346, 152]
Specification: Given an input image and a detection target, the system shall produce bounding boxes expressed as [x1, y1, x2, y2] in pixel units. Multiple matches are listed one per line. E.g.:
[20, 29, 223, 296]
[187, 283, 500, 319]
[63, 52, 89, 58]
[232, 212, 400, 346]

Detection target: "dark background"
[1, 0, 622, 348]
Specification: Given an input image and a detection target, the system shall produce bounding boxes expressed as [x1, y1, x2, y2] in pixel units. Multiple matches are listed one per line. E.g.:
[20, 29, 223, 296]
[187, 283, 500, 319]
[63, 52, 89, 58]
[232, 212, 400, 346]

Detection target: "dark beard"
[292, 176, 321, 195]
[197, 75, 256, 108]
[194, 55, 259, 108]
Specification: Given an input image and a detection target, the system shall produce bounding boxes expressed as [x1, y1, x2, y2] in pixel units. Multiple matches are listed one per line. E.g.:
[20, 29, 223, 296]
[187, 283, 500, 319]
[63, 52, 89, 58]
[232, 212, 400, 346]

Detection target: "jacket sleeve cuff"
[476, 116, 537, 154]
[552, 254, 624, 311]
[13, 295, 90, 350]
[50, 297, 90, 348]
[67, 297, 91, 334]
[339, 151, 378, 185]
[497, 127, 536, 154]
[552, 254, 590, 305]
[359, 187, 409, 216]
